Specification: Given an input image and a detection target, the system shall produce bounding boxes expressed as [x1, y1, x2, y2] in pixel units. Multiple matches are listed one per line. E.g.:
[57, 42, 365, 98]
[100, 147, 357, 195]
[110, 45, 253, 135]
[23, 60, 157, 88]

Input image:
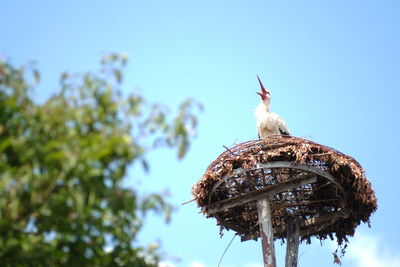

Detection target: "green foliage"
[0, 54, 201, 266]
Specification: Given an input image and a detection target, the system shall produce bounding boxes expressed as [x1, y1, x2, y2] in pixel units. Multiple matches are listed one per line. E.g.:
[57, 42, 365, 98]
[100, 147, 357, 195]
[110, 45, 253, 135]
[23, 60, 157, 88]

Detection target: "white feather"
[254, 101, 290, 138]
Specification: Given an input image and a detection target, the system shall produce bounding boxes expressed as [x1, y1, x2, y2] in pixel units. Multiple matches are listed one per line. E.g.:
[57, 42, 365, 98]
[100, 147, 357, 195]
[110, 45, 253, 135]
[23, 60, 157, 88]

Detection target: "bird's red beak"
[256, 91, 265, 99]
[256, 75, 268, 100]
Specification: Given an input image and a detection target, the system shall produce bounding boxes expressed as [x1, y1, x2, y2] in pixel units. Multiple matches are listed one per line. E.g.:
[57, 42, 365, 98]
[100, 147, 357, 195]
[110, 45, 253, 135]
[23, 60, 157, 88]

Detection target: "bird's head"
[256, 76, 271, 103]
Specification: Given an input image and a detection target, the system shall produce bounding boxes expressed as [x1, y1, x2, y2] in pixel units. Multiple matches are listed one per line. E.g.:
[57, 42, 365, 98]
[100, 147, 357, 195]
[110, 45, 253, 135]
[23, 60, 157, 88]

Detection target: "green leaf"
[0, 56, 201, 266]
[33, 69, 40, 84]
[0, 138, 12, 153]
[113, 69, 122, 83]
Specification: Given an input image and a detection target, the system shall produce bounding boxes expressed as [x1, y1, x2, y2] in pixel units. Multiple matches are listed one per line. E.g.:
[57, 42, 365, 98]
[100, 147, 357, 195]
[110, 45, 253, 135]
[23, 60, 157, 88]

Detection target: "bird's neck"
[261, 100, 270, 112]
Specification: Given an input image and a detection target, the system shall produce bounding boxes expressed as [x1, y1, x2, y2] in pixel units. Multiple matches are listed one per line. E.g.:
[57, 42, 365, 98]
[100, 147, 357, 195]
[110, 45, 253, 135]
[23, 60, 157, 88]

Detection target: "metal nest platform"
[192, 136, 377, 246]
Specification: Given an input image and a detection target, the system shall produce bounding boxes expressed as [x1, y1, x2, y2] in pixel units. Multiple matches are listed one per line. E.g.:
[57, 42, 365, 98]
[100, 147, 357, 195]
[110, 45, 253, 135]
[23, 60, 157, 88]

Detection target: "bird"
[254, 76, 290, 138]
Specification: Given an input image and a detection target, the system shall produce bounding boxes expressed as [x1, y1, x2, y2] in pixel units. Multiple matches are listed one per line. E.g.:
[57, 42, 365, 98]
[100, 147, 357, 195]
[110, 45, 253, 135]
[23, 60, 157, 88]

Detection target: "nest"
[192, 136, 377, 246]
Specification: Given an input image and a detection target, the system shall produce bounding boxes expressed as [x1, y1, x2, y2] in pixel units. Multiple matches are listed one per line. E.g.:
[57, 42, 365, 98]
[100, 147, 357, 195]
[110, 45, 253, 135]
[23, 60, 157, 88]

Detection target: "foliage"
[0, 54, 202, 266]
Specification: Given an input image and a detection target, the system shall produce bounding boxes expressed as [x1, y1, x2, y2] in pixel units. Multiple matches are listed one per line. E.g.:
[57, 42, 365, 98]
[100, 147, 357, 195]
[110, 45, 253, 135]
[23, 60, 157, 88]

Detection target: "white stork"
[254, 76, 290, 138]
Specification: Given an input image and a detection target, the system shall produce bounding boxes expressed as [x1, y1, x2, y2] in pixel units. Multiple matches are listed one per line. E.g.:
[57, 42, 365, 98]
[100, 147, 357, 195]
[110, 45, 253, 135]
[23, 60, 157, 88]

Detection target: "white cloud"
[346, 233, 400, 267]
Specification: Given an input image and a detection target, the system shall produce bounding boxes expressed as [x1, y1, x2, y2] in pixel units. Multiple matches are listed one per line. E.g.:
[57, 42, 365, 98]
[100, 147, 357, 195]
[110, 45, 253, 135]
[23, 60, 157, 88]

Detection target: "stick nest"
[192, 136, 377, 246]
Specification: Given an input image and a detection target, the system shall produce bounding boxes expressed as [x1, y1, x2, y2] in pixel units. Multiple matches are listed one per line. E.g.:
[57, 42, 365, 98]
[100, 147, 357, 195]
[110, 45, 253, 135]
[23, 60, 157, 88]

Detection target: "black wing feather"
[279, 128, 290, 135]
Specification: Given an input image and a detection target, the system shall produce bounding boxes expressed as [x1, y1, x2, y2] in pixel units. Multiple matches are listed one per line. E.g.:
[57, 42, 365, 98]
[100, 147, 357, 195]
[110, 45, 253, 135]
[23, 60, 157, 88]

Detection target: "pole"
[257, 198, 276, 267]
[285, 220, 300, 267]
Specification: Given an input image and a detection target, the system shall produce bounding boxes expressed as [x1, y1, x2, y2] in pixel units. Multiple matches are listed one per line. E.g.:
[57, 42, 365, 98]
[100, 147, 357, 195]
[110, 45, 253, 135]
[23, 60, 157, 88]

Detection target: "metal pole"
[285, 220, 300, 267]
[257, 198, 276, 267]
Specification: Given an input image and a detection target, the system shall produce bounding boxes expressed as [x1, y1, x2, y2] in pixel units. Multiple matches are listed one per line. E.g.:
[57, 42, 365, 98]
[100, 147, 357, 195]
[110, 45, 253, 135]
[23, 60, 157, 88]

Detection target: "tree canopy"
[0, 54, 201, 266]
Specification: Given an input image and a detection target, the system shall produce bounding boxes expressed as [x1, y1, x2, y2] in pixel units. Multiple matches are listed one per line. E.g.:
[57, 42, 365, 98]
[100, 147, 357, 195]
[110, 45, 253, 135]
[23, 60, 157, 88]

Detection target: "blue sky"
[2, 1, 400, 266]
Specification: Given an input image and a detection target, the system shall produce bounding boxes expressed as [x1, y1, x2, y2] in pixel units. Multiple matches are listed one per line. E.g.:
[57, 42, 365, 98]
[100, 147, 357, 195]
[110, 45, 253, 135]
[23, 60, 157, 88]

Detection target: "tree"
[0, 54, 202, 266]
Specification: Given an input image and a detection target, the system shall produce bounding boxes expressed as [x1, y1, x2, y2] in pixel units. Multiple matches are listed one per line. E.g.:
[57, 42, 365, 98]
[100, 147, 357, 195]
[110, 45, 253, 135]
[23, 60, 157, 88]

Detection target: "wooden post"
[257, 198, 276, 267]
[285, 220, 300, 267]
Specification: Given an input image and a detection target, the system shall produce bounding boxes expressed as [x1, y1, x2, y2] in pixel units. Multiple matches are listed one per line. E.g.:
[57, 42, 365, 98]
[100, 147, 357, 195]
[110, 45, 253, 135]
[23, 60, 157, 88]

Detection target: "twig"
[218, 234, 237, 267]
[223, 145, 235, 156]
[278, 198, 339, 208]
[181, 199, 196, 205]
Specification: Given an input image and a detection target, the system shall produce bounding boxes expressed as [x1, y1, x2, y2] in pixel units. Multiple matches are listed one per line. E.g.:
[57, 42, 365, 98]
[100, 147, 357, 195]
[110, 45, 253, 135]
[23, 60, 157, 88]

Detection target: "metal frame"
[205, 161, 349, 267]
